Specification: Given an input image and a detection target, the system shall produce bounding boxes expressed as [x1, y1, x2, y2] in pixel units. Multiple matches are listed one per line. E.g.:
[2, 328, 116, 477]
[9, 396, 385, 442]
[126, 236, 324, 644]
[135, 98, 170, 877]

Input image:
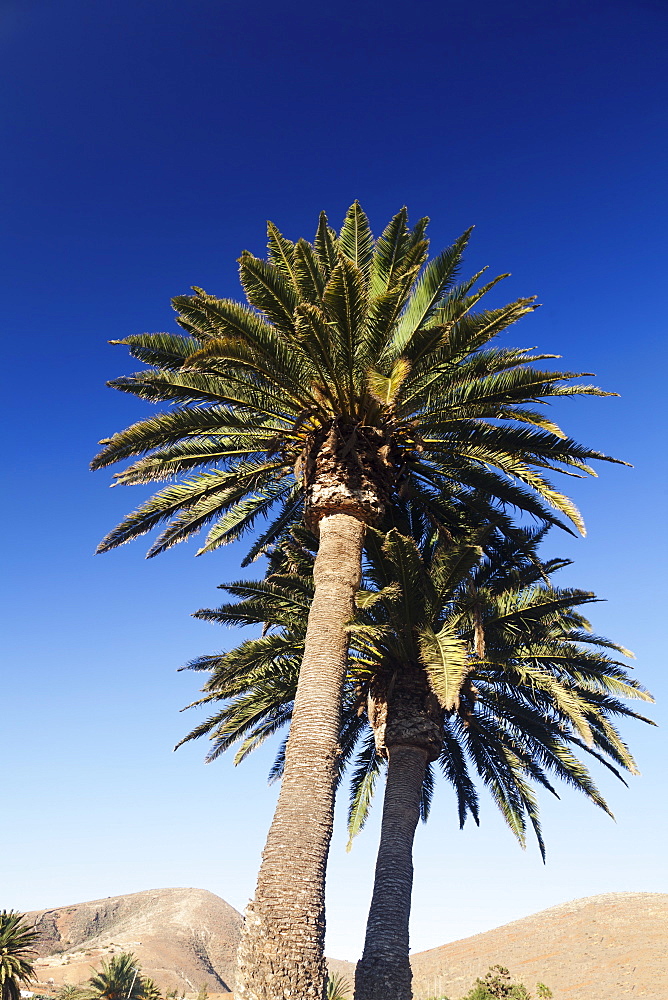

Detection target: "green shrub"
[460, 966, 552, 999]
[424, 966, 553, 1000]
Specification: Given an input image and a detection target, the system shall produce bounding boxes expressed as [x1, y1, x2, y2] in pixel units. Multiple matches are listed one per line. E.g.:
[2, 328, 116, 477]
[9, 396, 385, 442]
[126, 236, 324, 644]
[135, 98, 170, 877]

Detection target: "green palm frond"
[194, 481, 296, 555]
[313, 211, 339, 277]
[385, 228, 474, 358]
[96, 461, 286, 553]
[111, 332, 205, 369]
[381, 528, 434, 625]
[346, 732, 384, 849]
[291, 238, 327, 302]
[420, 761, 435, 822]
[322, 255, 368, 389]
[141, 977, 162, 1000]
[439, 297, 540, 361]
[327, 972, 352, 1000]
[266, 222, 299, 288]
[418, 621, 471, 710]
[238, 251, 299, 332]
[439, 718, 480, 828]
[338, 200, 375, 276]
[369, 207, 411, 297]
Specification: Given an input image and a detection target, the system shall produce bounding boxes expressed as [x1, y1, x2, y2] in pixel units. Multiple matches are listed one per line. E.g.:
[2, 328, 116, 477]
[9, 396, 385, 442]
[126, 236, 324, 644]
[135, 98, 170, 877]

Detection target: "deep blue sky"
[2, 0, 667, 962]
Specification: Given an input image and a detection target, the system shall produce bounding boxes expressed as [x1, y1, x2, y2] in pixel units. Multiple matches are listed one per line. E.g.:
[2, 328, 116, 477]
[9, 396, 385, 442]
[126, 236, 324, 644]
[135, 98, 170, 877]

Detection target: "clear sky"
[2, 0, 667, 964]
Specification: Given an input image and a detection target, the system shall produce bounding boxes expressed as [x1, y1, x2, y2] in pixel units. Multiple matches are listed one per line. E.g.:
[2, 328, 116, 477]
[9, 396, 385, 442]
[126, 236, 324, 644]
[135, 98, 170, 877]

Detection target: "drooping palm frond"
[345, 731, 384, 850]
[177, 524, 652, 858]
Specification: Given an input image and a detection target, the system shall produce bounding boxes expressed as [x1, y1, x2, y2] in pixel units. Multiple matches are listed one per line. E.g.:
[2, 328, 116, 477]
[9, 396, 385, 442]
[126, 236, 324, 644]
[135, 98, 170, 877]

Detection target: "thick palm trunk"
[354, 744, 428, 1000]
[236, 512, 366, 1000]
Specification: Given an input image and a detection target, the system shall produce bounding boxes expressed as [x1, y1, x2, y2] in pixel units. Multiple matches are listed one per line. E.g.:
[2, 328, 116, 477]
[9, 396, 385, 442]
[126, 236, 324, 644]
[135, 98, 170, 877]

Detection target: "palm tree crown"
[86, 953, 144, 1000]
[347, 525, 653, 848]
[92, 203, 622, 560]
[0, 912, 38, 1000]
[178, 526, 652, 851]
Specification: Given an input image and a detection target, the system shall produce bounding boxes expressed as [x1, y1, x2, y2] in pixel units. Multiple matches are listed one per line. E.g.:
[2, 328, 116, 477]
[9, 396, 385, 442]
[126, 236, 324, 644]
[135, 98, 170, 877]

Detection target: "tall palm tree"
[176, 527, 651, 1000]
[0, 912, 37, 1000]
[93, 204, 623, 998]
[349, 528, 653, 1000]
[86, 953, 144, 1000]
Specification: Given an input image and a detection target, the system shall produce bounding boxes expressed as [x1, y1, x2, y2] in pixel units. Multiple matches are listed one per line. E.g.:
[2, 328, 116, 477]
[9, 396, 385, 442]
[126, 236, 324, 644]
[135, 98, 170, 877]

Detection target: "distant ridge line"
[26, 888, 668, 1000]
[409, 890, 668, 1000]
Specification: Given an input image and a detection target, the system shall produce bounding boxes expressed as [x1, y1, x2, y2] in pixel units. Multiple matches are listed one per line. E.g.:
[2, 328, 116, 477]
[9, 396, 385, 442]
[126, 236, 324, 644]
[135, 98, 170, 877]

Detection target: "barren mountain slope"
[27, 889, 667, 999]
[409, 891, 668, 1000]
[28, 888, 242, 994]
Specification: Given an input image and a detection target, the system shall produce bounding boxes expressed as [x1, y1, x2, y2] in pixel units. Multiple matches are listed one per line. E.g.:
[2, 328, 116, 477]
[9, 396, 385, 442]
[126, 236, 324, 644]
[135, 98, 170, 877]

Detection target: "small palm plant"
[55, 987, 87, 1000]
[326, 972, 352, 1000]
[0, 912, 38, 1000]
[86, 954, 143, 1000]
[140, 979, 162, 1000]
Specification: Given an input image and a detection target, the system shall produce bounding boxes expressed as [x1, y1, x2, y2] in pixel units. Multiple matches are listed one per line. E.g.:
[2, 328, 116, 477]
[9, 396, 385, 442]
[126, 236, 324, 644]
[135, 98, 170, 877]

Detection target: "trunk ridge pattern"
[236, 513, 366, 1000]
[356, 666, 443, 1000]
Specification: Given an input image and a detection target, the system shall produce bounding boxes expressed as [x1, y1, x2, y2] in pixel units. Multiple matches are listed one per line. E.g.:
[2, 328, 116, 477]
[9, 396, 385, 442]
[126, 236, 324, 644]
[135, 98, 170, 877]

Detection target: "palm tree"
[55, 987, 87, 1000]
[349, 527, 653, 999]
[93, 204, 623, 997]
[177, 526, 651, 1000]
[86, 953, 143, 1000]
[0, 912, 38, 1000]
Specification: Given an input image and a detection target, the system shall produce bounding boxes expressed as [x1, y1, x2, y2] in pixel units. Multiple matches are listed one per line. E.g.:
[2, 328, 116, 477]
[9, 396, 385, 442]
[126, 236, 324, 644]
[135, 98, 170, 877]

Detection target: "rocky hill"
[27, 888, 668, 999]
[28, 888, 242, 994]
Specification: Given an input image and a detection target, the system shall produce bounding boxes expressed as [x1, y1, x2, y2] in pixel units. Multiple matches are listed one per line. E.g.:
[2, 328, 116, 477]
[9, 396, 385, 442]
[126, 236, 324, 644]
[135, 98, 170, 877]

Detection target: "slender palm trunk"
[236, 512, 366, 1000]
[356, 665, 441, 1000]
[354, 744, 428, 1000]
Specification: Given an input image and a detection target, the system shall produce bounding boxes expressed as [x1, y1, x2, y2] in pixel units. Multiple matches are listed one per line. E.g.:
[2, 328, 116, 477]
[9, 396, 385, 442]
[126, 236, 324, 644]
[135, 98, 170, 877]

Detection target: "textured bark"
[236, 513, 366, 1000]
[356, 666, 444, 1000]
[354, 744, 428, 1000]
[302, 422, 395, 529]
[368, 665, 443, 763]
